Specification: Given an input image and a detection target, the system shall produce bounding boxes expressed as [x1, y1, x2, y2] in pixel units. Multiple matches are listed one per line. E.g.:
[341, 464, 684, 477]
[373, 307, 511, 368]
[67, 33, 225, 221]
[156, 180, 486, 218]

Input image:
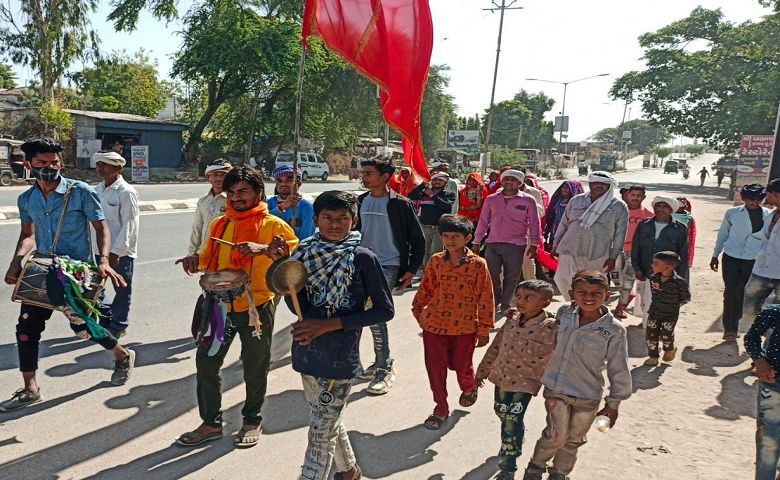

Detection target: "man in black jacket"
[631, 196, 689, 325]
[356, 158, 425, 395]
[408, 172, 457, 266]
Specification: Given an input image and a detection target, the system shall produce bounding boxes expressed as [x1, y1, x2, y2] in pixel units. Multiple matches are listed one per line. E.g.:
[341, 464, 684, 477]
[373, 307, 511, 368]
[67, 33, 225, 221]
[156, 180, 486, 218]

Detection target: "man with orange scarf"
[175, 167, 298, 448]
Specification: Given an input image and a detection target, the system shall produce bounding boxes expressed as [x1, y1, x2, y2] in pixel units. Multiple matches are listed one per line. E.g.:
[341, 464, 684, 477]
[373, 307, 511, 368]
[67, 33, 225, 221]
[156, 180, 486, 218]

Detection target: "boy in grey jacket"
[523, 271, 632, 480]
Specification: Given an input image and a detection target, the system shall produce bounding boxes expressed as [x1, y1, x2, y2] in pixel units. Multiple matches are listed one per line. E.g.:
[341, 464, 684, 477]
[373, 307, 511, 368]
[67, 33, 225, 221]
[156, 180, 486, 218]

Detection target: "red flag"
[303, 0, 433, 180]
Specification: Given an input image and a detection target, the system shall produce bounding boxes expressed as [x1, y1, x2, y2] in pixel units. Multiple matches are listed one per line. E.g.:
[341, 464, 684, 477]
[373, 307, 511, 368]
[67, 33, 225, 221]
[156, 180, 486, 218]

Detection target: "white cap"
[92, 151, 126, 167]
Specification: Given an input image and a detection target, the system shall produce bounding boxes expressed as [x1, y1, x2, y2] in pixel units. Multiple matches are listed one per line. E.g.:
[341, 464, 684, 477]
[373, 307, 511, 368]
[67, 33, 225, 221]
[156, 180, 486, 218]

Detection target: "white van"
[274, 151, 330, 181]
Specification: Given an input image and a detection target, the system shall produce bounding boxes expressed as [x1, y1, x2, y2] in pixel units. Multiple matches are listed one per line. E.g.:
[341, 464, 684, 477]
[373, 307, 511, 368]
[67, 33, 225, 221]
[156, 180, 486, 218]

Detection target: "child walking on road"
[523, 271, 632, 480]
[476, 280, 559, 480]
[644, 251, 691, 366]
[412, 214, 494, 430]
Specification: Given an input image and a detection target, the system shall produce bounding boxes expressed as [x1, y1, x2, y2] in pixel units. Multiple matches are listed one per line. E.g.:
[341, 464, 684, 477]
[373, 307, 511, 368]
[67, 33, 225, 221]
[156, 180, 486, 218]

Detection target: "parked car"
[274, 151, 330, 181]
[664, 160, 679, 174]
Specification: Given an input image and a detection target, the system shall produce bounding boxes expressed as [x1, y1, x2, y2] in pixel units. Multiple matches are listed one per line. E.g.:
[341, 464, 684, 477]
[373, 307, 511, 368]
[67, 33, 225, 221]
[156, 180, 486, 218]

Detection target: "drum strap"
[49, 183, 74, 255]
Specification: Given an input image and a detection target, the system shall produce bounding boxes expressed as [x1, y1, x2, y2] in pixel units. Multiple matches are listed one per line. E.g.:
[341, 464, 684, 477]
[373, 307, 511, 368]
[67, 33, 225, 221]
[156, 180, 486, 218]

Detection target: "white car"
[274, 151, 330, 181]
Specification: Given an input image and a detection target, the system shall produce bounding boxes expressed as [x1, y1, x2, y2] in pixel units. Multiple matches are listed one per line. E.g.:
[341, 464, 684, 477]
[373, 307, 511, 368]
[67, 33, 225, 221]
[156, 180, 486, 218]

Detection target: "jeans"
[494, 387, 533, 473]
[526, 389, 600, 476]
[721, 254, 755, 333]
[102, 256, 134, 334]
[422, 224, 443, 267]
[485, 242, 526, 311]
[743, 274, 780, 326]
[196, 302, 275, 427]
[422, 331, 476, 418]
[368, 266, 398, 370]
[300, 375, 356, 480]
[16, 304, 119, 372]
[756, 380, 780, 480]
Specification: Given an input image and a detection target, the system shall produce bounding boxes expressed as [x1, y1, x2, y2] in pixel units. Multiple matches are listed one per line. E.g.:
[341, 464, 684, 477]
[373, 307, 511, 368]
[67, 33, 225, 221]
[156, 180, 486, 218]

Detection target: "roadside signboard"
[554, 116, 569, 133]
[131, 145, 150, 183]
[734, 134, 773, 204]
[447, 130, 480, 155]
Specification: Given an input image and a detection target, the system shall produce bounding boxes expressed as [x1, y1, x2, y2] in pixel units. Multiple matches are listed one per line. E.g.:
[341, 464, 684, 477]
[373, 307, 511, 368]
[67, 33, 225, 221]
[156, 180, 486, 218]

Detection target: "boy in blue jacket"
[288, 191, 394, 480]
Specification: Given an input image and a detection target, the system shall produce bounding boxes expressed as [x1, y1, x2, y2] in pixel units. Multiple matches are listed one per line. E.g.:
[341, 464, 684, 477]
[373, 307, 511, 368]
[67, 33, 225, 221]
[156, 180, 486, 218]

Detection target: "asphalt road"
[0, 153, 734, 479]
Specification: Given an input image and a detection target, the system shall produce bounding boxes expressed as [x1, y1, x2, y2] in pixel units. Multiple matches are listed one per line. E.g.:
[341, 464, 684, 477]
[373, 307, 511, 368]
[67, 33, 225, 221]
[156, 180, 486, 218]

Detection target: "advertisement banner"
[447, 130, 480, 154]
[735, 135, 773, 204]
[131, 145, 150, 183]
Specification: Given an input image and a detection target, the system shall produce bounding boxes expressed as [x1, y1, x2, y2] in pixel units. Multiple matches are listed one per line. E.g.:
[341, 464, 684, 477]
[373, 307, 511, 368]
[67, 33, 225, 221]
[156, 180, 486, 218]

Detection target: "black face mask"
[30, 166, 61, 182]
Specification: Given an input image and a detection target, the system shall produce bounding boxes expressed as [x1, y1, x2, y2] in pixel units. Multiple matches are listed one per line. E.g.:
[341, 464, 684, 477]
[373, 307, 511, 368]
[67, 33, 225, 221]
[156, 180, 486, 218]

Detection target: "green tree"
[610, 5, 780, 150]
[421, 65, 457, 156]
[656, 146, 673, 160]
[482, 90, 555, 149]
[685, 144, 706, 157]
[72, 51, 166, 117]
[0, 0, 98, 100]
[620, 119, 673, 152]
[0, 63, 16, 89]
[590, 127, 620, 144]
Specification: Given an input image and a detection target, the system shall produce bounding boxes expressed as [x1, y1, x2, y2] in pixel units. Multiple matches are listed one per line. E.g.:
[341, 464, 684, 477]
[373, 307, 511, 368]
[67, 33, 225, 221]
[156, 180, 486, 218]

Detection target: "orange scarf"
[203, 201, 269, 271]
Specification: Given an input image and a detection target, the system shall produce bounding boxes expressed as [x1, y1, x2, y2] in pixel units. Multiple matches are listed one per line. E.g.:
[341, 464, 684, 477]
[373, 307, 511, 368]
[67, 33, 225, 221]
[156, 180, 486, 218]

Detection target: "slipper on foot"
[176, 429, 223, 446]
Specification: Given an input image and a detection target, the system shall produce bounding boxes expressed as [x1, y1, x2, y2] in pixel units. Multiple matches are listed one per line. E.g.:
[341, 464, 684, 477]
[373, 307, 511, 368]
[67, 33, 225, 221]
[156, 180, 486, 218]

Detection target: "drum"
[199, 269, 249, 294]
[12, 252, 104, 310]
[197, 269, 262, 351]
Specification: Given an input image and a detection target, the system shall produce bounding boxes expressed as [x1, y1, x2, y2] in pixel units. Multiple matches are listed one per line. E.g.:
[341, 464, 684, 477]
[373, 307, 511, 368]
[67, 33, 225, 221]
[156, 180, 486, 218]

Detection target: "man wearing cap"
[430, 161, 459, 214]
[552, 171, 628, 300]
[710, 184, 772, 340]
[631, 196, 689, 324]
[409, 172, 457, 266]
[93, 151, 140, 338]
[267, 165, 315, 240]
[473, 169, 540, 314]
[185, 159, 232, 257]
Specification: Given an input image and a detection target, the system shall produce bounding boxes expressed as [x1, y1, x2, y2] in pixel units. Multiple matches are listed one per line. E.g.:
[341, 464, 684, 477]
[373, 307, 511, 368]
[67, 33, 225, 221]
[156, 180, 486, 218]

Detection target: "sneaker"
[0, 388, 42, 412]
[644, 357, 659, 367]
[495, 470, 515, 480]
[662, 347, 678, 362]
[723, 332, 739, 341]
[111, 349, 136, 386]
[360, 363, 376, 380]
[366, 367, 395, 395]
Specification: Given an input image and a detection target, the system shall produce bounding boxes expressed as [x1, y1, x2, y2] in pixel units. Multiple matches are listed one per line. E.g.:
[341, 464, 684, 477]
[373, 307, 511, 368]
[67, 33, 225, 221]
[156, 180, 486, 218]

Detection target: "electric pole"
[482, 0, 522, 175]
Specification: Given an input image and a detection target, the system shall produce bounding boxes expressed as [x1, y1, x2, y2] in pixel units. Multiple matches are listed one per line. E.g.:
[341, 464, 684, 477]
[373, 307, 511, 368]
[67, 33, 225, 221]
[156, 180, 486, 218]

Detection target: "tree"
[482, 90, 555, 149]
[610, 5, 780, 150]
[0, 63, 16, 89]
[685, 144, 706, 157]
[0, 0, 98, 100]
[71, 51, 167, 117]
[656, 146, 673, 160]
[420, 65, 457, 156]
[591, 127, 620, 144]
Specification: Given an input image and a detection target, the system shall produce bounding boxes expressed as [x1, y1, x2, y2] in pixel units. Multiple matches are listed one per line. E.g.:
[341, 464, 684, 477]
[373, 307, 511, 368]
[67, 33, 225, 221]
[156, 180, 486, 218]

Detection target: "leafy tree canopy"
[610, 5, 780, 150]
[0, 63, 16, 89]
[590, 119, 673, 152]
[483, 89, 555, 149]
[71, 51, 167, 117]
[421, 65, 457, 156]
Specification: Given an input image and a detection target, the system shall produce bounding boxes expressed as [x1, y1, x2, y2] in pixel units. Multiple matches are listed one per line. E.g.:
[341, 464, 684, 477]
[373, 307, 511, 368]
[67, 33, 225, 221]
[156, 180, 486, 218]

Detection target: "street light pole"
[482, 0, 522, 176]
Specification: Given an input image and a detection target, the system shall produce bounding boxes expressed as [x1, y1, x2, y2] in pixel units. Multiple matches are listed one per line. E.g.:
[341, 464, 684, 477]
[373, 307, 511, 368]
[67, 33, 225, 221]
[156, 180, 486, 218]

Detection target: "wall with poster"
[447, 130, 480, 155]
[131, 145, 150, 183]
[734, 134, 773, 204]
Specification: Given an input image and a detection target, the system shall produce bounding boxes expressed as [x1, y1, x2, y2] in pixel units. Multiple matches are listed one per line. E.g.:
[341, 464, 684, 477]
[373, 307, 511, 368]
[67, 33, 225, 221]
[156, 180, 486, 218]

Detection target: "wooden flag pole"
[290, 46, 307, 228]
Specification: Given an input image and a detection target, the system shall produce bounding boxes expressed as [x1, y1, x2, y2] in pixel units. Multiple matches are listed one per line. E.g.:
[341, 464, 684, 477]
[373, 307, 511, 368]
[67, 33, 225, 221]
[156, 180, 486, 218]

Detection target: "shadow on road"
[630, 364, 669, 393]
[348, 410, 469, 479]
[681, 341, 748, 377]
[0, 335, 93, 372]
[626, 324, 649, 358]
[461, 455, 500, 479]
[705, 367, 756, 421]
[0, 328, 293, 479]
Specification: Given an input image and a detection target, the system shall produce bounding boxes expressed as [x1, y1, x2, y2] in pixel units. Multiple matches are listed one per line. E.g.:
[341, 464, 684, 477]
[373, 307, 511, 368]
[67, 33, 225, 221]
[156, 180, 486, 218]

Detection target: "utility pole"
[482, 0, 522, 175]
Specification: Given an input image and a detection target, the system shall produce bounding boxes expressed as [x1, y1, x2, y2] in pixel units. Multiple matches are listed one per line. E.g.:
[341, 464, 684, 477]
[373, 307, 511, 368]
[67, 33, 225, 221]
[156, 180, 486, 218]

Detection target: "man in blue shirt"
[267, 164, 315, 240]
[710, 184, 772, 340]
[0, 138, 134, 413]
[742, 179, 780, 329]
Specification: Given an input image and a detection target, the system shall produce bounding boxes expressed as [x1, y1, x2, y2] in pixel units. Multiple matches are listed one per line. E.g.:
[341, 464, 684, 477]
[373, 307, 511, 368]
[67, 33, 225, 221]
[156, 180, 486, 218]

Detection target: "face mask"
[31, 166, 61, 182]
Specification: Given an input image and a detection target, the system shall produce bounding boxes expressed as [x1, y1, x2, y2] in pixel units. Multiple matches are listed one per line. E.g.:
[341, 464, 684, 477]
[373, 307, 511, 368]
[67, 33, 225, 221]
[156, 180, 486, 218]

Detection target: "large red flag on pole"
[302, 0, 433, 180]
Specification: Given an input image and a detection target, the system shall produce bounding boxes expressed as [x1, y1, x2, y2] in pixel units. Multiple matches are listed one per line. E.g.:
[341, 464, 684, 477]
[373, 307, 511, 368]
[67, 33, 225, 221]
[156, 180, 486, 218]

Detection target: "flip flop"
[459, 389, 478, 407]
[176, 428, 223, 446]
[424, 414, 446, 430]
[234, 425, 262, 448]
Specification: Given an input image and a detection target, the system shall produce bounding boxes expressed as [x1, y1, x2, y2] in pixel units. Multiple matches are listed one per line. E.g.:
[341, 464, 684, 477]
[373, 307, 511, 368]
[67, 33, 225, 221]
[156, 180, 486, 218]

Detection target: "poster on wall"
[447, 130, 480, 155]
[131, 145, 150, 183]
[734, 135, 773, 204]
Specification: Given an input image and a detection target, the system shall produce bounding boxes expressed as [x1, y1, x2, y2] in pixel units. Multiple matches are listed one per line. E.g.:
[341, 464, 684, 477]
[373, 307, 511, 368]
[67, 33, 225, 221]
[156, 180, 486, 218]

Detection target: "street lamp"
[526, 73, 610, 154]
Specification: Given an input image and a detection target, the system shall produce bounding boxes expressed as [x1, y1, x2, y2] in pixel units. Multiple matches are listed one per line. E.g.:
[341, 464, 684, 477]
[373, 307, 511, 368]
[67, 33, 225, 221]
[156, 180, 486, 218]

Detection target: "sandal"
[176, 426, 223, 446]
[234, 424, 262, 448]
[459, 388, 478, 407]
[424, 414, 446, 430]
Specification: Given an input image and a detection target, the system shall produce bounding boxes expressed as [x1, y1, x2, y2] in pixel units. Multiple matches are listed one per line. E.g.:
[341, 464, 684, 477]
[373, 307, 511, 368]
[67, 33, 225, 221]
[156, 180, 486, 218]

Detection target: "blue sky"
[6, 0, 774, 141]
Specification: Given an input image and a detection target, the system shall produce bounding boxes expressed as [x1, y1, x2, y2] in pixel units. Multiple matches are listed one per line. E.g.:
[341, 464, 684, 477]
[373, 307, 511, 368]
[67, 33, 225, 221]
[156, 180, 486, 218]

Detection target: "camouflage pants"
[645, 314, 679, 358]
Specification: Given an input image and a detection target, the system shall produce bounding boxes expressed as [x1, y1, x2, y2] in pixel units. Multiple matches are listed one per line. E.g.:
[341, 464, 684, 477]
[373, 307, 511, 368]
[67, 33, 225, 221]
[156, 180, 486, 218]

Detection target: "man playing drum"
[1, 138, 133, 412]
[175, 166, 298, 448]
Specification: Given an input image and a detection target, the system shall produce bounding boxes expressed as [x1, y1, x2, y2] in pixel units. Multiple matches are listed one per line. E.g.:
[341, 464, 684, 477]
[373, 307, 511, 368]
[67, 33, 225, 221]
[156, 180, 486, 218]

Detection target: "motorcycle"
[682, 169, 690, 180]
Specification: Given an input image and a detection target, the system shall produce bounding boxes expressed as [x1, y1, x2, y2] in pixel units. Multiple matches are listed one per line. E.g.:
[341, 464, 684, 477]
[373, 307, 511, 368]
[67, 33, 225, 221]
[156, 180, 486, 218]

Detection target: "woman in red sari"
[458, 172, 488, 228]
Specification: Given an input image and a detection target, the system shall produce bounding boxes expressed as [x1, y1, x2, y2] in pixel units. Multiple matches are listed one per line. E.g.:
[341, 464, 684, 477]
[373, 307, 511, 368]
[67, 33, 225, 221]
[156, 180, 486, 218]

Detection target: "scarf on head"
[291, 231, 362, 315]
[202, 201, 269, 271]
[652, 195, 680, 213]
[399, 167, 421, 197]
[579, 172, 617, 230]
[544, 179, 584, 231]
[524, 174, 550, 209]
